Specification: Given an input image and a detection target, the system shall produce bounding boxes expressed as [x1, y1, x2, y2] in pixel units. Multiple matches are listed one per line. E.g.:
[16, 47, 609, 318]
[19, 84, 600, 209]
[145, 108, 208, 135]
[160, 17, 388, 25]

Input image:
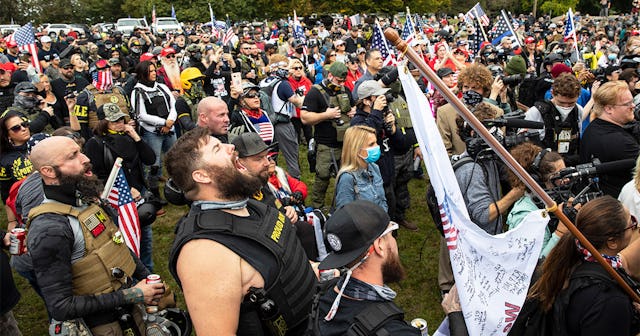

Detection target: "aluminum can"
[146, 274, 161, 313]
[9, 228, 26, 255]
[411, 318, 429, 336]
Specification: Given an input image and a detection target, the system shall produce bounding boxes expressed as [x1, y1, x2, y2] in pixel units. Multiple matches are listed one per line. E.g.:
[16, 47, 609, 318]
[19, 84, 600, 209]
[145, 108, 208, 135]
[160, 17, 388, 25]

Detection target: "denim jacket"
[334, 163, 388, 212]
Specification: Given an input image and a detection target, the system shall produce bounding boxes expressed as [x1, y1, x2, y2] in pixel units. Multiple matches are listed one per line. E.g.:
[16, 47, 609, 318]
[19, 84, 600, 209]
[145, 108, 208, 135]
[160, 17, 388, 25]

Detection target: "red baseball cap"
[160, 47, 176, 58]
[0, 62, 16, 72]
[140, 53, 156, 62]
[524, 36, 535, 44]
[6, 40, 17, 48]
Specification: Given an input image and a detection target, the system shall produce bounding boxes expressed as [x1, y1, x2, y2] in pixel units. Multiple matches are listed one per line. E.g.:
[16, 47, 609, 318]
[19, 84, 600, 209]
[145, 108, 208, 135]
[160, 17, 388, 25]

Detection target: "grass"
[10, 147, 444, 335]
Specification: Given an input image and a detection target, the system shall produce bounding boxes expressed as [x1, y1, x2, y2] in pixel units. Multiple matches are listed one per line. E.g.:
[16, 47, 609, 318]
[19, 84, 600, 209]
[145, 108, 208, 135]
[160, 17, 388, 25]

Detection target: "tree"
[539, 0, 579, 16]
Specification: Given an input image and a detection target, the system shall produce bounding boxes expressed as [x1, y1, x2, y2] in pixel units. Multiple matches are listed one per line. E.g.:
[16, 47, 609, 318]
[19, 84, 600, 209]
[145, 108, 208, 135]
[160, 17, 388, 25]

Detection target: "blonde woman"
[333, 125, 387, 212]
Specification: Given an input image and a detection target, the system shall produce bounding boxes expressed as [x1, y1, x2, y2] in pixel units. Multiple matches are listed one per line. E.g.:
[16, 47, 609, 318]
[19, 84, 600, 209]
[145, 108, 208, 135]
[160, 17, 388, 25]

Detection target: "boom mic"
[561, 159, 636, 179]
[482, 118, 545, 129]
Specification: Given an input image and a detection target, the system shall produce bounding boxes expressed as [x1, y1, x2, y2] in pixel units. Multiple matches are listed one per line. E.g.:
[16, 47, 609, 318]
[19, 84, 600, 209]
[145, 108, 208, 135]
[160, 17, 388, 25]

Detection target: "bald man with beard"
[26, 136, 163, 335]
[156, 47, 182, 97]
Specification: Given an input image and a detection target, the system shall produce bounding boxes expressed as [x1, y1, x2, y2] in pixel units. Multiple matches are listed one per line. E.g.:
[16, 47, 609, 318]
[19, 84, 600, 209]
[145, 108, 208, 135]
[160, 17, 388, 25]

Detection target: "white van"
[116, 18, 149, 36]
[153, 17, 183, 37]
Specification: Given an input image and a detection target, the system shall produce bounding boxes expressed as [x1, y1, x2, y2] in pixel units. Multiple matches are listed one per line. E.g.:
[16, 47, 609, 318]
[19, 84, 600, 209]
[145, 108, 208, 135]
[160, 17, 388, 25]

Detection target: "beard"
[205, 162, 264, 200]
[54, 163, 104, 203]
[162, 60, 182, 91]
[381, 251, 406, 284]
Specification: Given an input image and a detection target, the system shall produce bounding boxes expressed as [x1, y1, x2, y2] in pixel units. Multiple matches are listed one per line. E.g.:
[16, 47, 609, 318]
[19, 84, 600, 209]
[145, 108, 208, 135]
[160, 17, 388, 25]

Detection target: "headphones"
[530, 148, 551, 184]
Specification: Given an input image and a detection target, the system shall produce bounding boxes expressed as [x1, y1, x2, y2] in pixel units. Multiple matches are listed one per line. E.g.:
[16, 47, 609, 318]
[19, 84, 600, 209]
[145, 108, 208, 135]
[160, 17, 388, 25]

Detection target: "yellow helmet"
[180, 67, 205, 90]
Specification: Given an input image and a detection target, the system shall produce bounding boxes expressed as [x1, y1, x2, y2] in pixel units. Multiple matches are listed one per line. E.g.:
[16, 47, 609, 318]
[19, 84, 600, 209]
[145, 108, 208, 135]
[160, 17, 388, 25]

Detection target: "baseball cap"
[6, 40, 17, 48]
[333, 39, 345, 46]
[108, 57, 121, 66]
[40, 36, 52, 43]
[160, 47, 176, 57]
[59, 58, 72, 68]
[524, 36, 535, 44]
[140, 53, 156, 62]
[328, 62, 348, 78]
[548, 23, 557, 29]
[356, 47, 366, 55]
[14, 82, 38, 95]
[241, 82, 259, 96]
[550, 63, 573, 78]
[357, 80, 390, 100]
[319, 200, 393, 270]
[437, 67, 454, 78]
[100, 103, 128, 122]
[231, 132, 278, 158]
[0, 62, 16, 72]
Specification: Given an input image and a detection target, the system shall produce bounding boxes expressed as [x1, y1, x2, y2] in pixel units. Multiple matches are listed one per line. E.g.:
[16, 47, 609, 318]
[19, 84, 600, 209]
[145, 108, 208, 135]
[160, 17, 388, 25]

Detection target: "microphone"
[561, 159, 636, 179]
[482, 118, 545, 129]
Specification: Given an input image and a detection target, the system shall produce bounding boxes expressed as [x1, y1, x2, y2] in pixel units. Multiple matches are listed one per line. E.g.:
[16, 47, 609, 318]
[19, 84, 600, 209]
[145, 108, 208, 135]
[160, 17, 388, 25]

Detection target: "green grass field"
[10, 148, 445, 335]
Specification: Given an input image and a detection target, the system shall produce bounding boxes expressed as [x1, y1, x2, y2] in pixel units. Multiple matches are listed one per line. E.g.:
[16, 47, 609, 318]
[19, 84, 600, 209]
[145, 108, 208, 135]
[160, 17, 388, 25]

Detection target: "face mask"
[554, 104, 574, 118]
[15, 95, 39, 109]
[275, 68, 289, 78]
[325, 79, 341, 92]
[131, 47, 141, 54]
[295, 47, 304, 54]
[608, 54, 618, 61]
[463, 90, 483, 107]
[361, 145, 381, 163]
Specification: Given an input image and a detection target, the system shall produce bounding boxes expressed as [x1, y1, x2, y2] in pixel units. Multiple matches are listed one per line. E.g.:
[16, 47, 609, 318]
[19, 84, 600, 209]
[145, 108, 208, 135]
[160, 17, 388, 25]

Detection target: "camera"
[501, 74, 524, 87]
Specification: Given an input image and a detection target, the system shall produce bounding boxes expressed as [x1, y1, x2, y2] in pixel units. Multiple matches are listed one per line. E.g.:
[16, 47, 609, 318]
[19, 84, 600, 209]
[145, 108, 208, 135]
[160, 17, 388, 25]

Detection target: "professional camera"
[589, 68, 606, 81]
[501, 74, 524, 87]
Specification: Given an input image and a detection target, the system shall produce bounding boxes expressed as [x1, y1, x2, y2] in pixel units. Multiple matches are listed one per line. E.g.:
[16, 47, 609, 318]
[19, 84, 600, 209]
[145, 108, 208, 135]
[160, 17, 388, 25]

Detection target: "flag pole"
[569, 9, 582, 62]
[384, 27, 640, 304]
[101, 157, 123, 200]
[502, 10, 523, 47]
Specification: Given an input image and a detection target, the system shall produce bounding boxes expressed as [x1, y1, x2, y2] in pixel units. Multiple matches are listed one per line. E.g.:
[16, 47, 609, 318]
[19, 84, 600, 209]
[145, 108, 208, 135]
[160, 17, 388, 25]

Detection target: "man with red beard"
[26, 136, 164, 335]
[156, 47, 182, 97]
[166, 127, 316, 335]
[310, 200, 419, 335]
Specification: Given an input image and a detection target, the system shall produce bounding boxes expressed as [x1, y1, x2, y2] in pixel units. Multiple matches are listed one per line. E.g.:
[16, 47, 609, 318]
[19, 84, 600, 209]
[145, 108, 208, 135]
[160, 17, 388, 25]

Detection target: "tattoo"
[122, 288, 144, 304]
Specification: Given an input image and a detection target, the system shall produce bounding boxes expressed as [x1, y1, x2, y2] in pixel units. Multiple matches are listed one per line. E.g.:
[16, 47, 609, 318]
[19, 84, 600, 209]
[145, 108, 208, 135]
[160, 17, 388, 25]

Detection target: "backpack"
[259, 78, 289, 124]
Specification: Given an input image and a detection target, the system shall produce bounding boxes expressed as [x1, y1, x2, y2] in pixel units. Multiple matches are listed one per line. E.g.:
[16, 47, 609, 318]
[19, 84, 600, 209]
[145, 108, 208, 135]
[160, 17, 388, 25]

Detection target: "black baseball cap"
[319, 200, 392, 270]
[437, 67, 454, 78]
[231, 132, 278, 158]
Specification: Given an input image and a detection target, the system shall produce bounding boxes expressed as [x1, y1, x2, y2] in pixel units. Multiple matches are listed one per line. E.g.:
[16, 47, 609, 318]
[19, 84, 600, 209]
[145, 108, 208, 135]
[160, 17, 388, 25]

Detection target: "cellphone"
[223, 45, 230, 53]
[231, 72, 242, 88]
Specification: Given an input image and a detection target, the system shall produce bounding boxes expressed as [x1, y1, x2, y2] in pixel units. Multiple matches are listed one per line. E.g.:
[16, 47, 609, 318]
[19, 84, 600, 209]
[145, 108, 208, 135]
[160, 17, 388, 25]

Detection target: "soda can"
[411, 318, 429, 336]
[146, 274, 161, 314]
[9, 228, 26, 255]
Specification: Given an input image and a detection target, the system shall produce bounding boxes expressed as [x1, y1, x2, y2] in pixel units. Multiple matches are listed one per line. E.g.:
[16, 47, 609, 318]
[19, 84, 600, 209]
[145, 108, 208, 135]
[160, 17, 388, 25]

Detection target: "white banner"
[398, 64, 548, 335]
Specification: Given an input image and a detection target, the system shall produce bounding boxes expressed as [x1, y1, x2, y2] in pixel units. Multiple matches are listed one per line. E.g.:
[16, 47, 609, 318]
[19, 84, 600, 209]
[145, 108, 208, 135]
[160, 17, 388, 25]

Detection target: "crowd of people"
[2, 6, 640, 336]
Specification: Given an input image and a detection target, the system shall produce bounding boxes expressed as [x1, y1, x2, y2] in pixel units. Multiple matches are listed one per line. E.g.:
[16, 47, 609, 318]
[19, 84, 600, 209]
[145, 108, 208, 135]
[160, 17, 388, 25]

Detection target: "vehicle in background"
[44, 23, 73, 36]
[152, 17, 183, 37]
[116, 18, 149, 36]
[70, 23, 91, 37]
[93, 23, 116, 34]
[0, 24, 20, 35]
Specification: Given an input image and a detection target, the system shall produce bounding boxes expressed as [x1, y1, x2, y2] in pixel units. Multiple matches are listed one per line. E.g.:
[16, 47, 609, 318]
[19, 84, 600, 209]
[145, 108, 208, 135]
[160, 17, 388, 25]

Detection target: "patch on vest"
[327, 233, 342, 251]
[83, 210, 108, 237]
[270, 212, 286, 243]
[109, 96, 119, 104]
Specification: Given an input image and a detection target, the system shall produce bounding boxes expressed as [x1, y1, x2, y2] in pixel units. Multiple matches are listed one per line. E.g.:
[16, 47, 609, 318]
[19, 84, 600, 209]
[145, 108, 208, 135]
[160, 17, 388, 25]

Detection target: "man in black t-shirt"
[301, 62, 355, 209]
[344, 27, 365, 54]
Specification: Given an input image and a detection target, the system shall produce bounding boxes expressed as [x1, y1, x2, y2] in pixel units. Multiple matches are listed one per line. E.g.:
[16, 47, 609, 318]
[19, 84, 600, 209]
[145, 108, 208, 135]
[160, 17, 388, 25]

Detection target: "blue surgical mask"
[362, 145, 381, 163]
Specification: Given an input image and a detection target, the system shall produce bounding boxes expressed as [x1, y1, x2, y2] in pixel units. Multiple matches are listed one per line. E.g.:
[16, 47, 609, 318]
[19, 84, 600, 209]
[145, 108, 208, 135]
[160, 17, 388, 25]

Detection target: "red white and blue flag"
[466, 3, 490, 26]
[398, 64, 548, 335]
[371, 21, 395, 66]
[564, 8, 576, 41]
[293, 11, 307, 55]
[108, 168, 141, 256]
[4, 23, 41, 73]
[401, 12, 416, 46]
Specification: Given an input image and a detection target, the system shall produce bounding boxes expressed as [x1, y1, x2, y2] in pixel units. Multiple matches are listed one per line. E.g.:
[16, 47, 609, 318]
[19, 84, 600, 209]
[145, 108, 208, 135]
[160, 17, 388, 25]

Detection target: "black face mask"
[295, 47, 304, 54]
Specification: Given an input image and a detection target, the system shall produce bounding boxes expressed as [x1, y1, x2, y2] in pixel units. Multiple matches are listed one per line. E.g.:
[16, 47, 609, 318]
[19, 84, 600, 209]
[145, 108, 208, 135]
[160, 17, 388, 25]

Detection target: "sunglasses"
[64, 131, 81, 140]
[243, 92, 259, 99]
[8, 121, 29, 132]
[329, 54, 336, 57]
[292, 67, 303, 70]
[624, 215, 638, 231]
[165, 54, 176, 59]
[62, 66, 74, 70]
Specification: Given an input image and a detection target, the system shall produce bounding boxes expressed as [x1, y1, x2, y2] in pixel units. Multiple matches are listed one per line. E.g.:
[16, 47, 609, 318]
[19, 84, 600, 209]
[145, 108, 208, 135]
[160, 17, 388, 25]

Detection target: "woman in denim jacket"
[334, 125, 388, 212]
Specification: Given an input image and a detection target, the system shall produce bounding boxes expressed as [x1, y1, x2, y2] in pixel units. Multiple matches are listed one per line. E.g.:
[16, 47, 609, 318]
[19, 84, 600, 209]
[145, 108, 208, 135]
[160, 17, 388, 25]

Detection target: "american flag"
[466, 3, 490, 26]
[92, 68, 113, 92]
[222, 26, 236, 46]
[171, 5, 176, 19]
[468, 18, 485, 55]
[401, 13, 416, 45]
[209, 4, 217, 39]
[371, 21, 395, 66]
[293, 10, 307, 55]
[4, 23, 41, 73]
[489, 11, 517, 46]
[108, 168, 141, 256]
[564, 8, 576, 41]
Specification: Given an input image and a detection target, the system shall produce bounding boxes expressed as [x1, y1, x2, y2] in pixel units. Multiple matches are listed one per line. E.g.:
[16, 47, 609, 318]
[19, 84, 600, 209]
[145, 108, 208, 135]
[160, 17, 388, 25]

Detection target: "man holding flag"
[25, 136, 164, 335]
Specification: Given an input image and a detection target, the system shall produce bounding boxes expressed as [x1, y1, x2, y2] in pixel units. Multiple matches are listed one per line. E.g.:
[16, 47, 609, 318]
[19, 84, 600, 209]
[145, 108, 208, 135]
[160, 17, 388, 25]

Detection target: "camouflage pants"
[394, 150, 414, 220]
[311, 144, 341, 209]
[0, 311, 22, 336]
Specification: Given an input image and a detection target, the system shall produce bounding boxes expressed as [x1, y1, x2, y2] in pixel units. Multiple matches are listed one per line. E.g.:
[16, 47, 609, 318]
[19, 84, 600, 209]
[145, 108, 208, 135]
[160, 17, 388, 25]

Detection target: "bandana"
[575, 239, 622, 269]
[93, 69, 113, 92]
[462, 90, 483, 108]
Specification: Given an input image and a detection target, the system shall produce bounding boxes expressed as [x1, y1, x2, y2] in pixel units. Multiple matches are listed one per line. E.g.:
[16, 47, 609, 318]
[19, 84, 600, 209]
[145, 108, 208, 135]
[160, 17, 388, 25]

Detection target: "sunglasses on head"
[9, 121, 29, 132]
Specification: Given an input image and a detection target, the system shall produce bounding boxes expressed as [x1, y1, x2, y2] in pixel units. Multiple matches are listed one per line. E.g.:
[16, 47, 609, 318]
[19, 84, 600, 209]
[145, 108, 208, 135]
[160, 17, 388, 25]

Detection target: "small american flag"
[564, 8, 576, 41]
[4, 23, 41, 73]
[371, 21, 395, 66]
[222, 26, 236, 46]
[92, 68, 113, 92]
[401, 13, 416, 45]
[466, 3, 490, 26]
[108, 169, 141, 256]
[293, 11, 307, 55]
